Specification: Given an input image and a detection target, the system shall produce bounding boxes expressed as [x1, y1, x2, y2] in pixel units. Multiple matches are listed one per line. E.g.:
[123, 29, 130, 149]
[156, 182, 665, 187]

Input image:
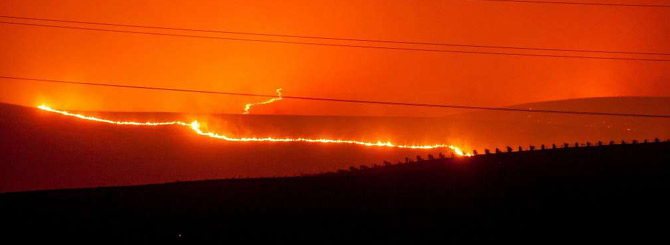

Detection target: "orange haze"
[0, 0, 669, 116]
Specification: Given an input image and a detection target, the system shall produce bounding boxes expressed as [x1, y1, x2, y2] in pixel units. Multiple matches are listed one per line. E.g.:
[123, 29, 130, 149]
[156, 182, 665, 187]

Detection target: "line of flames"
[37, 105, 470, 156]
[243, 88, 282, 114]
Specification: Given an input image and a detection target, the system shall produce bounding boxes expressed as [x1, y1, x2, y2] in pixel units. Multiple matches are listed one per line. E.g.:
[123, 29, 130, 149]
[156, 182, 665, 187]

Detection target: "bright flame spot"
[243, 88, 282, 114]
[37, 104, 470, 156]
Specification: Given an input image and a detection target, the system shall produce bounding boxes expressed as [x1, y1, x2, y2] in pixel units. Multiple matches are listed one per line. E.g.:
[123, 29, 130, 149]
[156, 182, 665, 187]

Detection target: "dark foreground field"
[1, 141, 669, 242]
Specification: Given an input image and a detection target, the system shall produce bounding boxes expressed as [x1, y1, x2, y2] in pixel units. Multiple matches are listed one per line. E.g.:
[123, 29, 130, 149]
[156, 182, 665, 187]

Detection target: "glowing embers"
[37, 105, 470, 156]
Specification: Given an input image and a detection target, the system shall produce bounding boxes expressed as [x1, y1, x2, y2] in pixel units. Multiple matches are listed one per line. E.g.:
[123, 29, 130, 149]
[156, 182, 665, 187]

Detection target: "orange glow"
[37, 104, 470, 156]
[243, 88, 282, 114]
[3, 0, 668, 117]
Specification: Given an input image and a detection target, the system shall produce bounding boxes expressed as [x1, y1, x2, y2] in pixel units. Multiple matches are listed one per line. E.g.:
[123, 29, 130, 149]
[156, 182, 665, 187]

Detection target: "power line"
[1, 21, 668, 62]
[2, 75, 669, 119]
[1, 15, 668, 56]
[462, 0, 670, 8]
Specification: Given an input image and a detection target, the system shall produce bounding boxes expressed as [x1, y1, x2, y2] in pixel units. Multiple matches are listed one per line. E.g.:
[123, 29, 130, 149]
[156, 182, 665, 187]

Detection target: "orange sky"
[0, 0, 668, 116]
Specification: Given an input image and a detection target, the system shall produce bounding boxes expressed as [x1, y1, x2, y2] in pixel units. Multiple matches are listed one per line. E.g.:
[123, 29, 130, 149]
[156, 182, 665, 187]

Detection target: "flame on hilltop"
[243, 88, 282, 114]
[37, 105, 471, 156]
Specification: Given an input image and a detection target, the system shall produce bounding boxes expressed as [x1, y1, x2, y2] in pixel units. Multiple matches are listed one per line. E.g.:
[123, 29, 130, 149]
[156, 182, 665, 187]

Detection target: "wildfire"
[243, 88, 282, 114]
[37, 105, 471, 156]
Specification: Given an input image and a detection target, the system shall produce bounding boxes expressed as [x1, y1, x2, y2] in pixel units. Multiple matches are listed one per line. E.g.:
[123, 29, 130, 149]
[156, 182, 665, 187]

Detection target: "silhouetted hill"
[1, 141, 669, 242]
[1, 97, 668, 192]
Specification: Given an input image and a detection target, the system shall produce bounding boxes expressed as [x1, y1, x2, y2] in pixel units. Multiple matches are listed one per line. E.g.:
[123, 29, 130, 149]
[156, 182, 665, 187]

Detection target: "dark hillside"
[1, 141, 669, 242]
[2, 97, 669, 192]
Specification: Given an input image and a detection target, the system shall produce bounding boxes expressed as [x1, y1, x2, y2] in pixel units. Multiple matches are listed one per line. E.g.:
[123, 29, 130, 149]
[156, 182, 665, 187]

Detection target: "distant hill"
[1, 141, 668, 242]
[0, 103, 446, 192]
[508, 96, 670, 115]
[455, 96, 670, 124]
[443, 96, 670, 150]
[1, 97, 668, 192]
